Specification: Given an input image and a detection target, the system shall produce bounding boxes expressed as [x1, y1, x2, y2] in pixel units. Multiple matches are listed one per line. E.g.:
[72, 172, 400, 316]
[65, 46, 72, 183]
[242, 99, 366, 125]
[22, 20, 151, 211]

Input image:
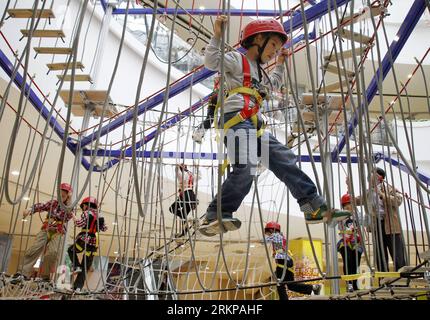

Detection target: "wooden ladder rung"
[339, 28, 373, 44]
[21, 29, 65, 38]
[324, 64, 355, 78]
[57, 74, 92, 82]
[34, 47, 72, 54]
[301, 93, 327, 105]
[7, 9, 55, 19]
[46, 62, 84, 71]
[324, 80, 350, 92]
[59, 90, 117, 118]
[302, 111, 316, 122]
[341, 6, 382, 26]
[324, 47, 366, 62]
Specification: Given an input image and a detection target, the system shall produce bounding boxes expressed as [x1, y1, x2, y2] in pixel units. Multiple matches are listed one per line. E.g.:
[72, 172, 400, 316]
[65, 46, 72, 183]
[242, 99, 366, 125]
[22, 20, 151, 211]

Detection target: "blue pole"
[383, 155, 430, 185]
[331, 0, 426, 160]
[111, 8, 299, 17]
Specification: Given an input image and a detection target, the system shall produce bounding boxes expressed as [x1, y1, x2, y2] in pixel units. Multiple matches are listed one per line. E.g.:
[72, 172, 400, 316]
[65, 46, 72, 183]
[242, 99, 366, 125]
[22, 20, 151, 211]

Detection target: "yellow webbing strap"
[214, 87, 265, 175]
[339, 271, 401, 281]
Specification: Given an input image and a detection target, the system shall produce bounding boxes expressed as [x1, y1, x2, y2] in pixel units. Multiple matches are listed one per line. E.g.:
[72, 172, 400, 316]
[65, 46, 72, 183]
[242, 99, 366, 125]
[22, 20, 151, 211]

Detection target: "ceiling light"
[112, 222, 118, 225]
[394, 35, 399, 41]
[114, 251, 119, 255]
[11, 171, 19, 176]
[407, 74, 413, 79]
[232, 271, 237, 274]
[21, 219, 27, 222]
[250, 245, 255, 248]
[23, 197, 30, 201]
[199, 6, 205, 10]
[205, 267, 210, 270]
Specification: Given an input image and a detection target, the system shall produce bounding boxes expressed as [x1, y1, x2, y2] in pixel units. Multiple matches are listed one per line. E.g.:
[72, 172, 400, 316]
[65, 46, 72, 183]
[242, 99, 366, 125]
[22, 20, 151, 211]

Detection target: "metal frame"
[332, 0, 426, 159]
[100, 0, 317, 17]
[0, 0, 427, 180]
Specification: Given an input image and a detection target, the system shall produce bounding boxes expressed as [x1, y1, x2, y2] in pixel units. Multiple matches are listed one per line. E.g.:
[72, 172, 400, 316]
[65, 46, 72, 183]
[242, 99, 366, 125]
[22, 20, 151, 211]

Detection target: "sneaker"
[192, 127, 206, 144]
[329, 209, 351, 223]
[10, 273, 28, 284]
[222, 217, 242, 231]
[174, 231, 185, 238]
[347, 283, 354, 293]
[312, 284, 322, 295]
[304, 204, 327, 224]
[73, 267, 83, 274]
[305, 204, 351, 224]
[198, 218, 221, 237]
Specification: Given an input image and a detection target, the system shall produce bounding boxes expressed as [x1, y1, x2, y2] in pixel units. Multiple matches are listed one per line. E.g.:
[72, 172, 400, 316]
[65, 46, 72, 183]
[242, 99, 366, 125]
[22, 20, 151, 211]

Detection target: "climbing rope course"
[0, 0, 428, 301]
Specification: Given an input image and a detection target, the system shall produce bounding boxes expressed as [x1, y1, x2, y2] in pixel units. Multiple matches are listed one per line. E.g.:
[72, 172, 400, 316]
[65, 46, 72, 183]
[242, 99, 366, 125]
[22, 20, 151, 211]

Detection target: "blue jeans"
[206, 112, 325, 221]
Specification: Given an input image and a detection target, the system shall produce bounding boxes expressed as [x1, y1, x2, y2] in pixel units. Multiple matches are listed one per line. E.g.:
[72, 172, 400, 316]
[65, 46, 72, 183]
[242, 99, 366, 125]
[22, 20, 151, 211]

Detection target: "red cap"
[80, 196, 98, 209]
[265, 221, 281, 232]
[240, 19, 288, 47]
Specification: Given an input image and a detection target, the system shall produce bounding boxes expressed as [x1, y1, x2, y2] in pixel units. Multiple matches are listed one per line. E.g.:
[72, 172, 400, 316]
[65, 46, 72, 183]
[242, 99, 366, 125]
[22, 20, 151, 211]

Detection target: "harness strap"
[214, 54, 267, 174]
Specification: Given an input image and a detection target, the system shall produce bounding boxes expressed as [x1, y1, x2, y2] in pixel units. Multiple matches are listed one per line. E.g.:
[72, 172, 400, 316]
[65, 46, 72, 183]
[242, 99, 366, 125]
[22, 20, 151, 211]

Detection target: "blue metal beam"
[331, 0, 426, 160]
[0, 49, 66, 139]
[111, 8, 299, 17]
[383, 155, 430, 185]
[81, 149, 359, 162]
[81, 147, 430, 185]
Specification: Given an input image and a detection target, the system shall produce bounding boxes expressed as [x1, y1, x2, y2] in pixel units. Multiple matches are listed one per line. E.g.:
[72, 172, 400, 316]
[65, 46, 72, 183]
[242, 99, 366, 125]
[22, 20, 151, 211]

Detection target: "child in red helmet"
[14, 183, 74, 282]
[264, 221, 321, 300]
[68, 196, 107, 291]
[337, 194, 363, 292]
[169, 164, 198, 237]
[199, 16, 350, 236]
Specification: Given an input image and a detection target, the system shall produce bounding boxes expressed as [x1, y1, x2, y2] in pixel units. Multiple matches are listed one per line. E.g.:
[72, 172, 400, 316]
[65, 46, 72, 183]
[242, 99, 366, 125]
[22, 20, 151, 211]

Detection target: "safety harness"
[76, 211, 99, 256]
[214, 54, 266, 173]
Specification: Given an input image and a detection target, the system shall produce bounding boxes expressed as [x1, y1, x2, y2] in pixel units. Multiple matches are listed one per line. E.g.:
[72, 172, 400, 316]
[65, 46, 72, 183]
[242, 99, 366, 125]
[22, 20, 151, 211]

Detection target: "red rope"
[0, 93, 45, 137]
[368, 47, 430, 134]
[189, 0, 195, 29]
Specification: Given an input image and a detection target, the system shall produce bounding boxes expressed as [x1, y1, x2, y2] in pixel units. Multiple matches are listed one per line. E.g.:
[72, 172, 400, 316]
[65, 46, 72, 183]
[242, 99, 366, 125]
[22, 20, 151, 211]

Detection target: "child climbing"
[14, 183, 74, 281]
[68, 196, 107, 291]
[199, 16, 351, 236]
[168, 164, 198, 237]
[264, 221, 321, 300]
[337, 193, 363, 292]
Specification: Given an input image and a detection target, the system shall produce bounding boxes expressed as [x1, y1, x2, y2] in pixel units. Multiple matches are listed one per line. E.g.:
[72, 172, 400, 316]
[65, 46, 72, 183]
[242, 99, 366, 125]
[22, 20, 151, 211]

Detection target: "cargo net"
[0, 0, 430, 300]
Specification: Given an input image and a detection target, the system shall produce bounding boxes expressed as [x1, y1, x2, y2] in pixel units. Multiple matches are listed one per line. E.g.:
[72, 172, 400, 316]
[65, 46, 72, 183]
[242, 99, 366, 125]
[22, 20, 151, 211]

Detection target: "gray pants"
[21, 230, 63, 279]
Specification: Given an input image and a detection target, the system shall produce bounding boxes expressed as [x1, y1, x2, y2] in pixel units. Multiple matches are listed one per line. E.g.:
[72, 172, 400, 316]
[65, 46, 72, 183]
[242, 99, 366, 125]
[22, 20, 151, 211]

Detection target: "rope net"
[0, 0, 429, 300]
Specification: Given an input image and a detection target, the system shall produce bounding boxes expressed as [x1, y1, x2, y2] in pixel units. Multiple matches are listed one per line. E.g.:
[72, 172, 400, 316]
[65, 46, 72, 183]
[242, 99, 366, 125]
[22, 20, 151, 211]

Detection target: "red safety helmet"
[265, 221, 281, 232]
[341, 193, 351, 206]
[60, 183, 73, 193]
[240, 19, 288, 47]
[80, 196, 98, 209]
